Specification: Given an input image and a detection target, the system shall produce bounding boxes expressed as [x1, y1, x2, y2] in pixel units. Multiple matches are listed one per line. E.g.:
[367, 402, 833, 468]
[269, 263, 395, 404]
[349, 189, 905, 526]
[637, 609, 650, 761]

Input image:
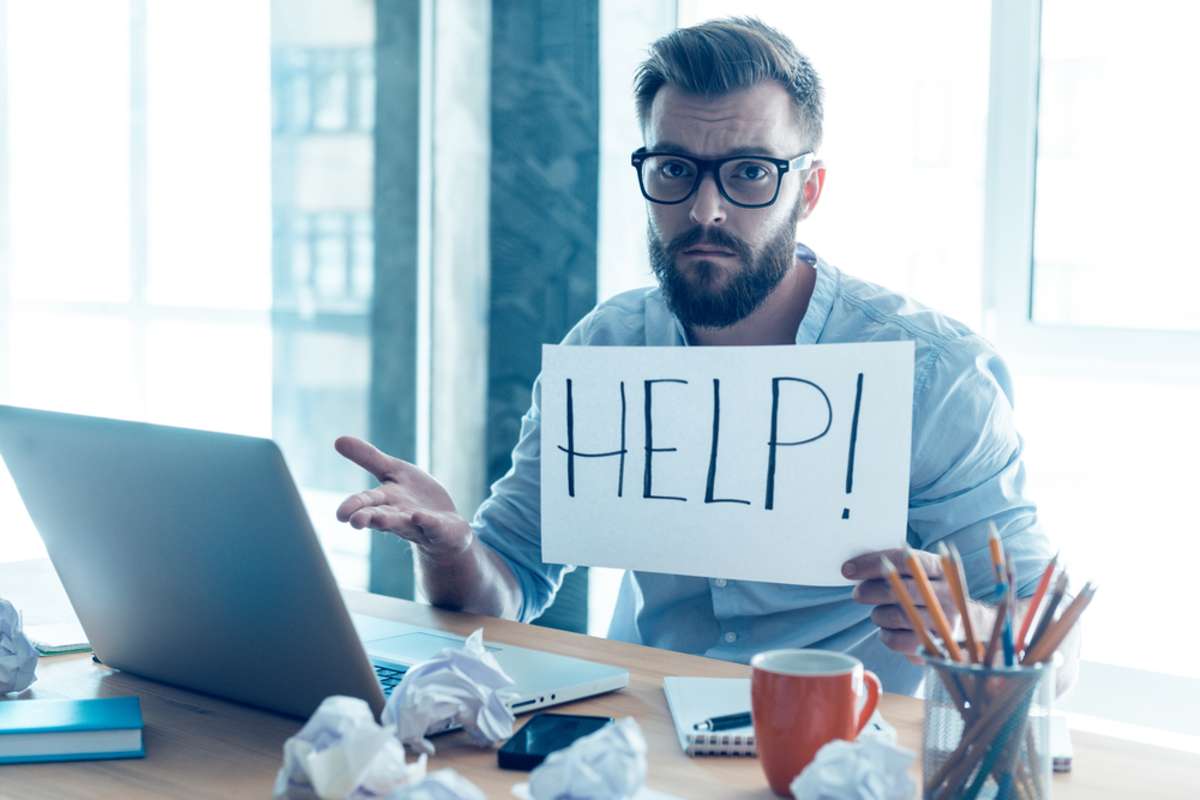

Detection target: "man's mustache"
[665, 226, 753, 261]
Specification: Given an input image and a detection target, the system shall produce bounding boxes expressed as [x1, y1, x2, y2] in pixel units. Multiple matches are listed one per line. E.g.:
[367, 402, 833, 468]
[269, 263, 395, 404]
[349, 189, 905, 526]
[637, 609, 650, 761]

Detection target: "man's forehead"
[645, 82, 801, 158]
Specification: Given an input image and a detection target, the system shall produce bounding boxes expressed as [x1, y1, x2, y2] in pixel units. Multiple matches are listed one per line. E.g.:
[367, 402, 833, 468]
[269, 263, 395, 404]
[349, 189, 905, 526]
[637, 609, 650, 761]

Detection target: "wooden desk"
[2, 590, 1197, 799]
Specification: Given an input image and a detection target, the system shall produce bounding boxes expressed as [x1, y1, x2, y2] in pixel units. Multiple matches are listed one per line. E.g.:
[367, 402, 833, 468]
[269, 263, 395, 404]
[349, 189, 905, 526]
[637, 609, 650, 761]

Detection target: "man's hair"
[634, 17, 823, 151]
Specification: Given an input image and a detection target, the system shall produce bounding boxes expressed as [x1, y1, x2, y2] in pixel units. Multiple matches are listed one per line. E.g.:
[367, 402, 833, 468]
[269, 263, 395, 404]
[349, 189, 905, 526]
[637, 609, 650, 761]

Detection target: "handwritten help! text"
[539, 342, 914, 586]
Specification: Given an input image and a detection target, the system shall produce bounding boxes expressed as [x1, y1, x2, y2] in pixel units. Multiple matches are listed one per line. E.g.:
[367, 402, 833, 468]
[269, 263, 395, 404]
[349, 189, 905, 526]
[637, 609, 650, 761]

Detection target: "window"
[672, 0, 1200, 737]
[679, 0, 994, 330]
[986, 0, 1200, 704]
[1032, 0, 1200, 332]
[0, 1, 375, 588]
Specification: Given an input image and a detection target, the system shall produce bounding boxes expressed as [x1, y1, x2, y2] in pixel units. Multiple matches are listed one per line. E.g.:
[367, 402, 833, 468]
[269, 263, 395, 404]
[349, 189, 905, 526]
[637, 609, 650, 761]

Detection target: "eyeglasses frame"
[630, 147, 815, 209]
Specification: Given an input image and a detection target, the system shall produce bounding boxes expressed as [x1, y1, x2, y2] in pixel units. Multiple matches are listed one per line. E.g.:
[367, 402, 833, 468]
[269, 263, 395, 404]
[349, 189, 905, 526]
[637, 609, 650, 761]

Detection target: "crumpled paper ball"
[788, 736, 915, 800]
[382, 628, 518, 755]
[273, 695, 428, 799]
[526, 717, 647, 800]
[0, 598, 37, 694]
[380, 769, 486, 800]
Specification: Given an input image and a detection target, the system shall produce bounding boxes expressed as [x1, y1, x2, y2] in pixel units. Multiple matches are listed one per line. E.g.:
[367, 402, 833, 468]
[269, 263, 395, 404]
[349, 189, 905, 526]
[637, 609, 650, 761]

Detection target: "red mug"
[751, 649, 882, 796]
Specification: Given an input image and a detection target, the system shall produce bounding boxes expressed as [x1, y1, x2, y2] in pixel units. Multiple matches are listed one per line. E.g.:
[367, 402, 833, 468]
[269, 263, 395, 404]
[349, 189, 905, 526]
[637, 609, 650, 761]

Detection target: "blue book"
[0, 696, 144, 764]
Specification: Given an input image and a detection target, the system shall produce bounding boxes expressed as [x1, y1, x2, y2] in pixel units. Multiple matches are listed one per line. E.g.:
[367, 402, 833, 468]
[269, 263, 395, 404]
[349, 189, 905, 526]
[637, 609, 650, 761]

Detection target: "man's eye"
[732, 162, 769, 181]
[659, 160, 694, 179]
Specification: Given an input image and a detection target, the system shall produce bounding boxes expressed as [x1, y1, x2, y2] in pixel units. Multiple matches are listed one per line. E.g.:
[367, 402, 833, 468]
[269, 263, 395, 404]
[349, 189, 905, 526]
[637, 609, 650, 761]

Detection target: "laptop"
[0, 405, 628, 721]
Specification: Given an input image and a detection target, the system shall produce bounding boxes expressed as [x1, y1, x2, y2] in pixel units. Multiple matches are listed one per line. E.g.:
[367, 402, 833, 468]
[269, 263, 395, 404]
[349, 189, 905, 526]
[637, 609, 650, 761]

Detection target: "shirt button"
[714, 578, 728, 588]
[723, 631, 738, 644]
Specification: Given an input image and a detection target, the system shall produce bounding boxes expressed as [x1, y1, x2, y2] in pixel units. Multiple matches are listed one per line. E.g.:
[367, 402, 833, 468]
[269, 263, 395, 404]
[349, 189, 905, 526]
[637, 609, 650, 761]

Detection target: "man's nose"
[688, 173, 727, 226]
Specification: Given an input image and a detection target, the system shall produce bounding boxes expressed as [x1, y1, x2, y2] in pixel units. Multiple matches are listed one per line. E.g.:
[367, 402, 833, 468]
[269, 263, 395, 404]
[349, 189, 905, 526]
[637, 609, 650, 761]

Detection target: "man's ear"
[797, 162, 826, 221]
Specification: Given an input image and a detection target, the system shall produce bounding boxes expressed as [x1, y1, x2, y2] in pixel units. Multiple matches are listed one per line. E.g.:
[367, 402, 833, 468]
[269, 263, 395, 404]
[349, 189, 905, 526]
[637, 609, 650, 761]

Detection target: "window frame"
[982, 0, 1200, 381]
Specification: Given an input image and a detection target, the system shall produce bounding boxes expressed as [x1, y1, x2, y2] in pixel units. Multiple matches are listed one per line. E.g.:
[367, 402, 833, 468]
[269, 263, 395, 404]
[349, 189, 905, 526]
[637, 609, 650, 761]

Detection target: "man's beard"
[648, 201, 802, 329]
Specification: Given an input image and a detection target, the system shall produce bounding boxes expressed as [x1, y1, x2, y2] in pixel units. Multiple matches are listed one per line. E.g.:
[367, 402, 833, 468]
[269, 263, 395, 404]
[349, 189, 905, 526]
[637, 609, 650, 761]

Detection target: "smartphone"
[497, 712, 614, 770]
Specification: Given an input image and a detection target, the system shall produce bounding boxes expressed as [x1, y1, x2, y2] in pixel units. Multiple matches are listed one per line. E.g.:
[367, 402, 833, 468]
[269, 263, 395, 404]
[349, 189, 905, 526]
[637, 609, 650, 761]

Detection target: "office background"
[1, 0, 1196, 747]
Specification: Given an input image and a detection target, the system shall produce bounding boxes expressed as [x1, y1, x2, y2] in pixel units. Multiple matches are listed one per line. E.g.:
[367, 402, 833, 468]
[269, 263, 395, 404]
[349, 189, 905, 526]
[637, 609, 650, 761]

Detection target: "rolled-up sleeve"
[906, 339, 1054, 602]
[472, 315, 592, 622]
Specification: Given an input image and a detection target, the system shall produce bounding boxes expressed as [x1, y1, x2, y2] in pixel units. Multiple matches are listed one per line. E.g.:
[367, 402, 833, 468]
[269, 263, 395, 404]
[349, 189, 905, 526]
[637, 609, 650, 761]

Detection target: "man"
[334, 18, 1075, 695]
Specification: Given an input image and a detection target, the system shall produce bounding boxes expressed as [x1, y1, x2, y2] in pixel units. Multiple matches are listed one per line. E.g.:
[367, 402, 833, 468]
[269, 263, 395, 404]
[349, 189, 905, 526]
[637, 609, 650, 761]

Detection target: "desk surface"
[2, 588, 1198, 799]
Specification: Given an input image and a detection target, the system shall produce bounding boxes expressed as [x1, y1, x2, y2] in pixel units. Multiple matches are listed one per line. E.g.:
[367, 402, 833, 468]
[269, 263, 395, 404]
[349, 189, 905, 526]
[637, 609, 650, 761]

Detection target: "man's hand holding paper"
[842, 548, 959, 658]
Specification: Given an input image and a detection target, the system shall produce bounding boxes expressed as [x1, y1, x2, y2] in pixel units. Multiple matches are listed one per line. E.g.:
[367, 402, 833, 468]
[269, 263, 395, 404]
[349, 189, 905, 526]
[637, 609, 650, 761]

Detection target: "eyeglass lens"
[640, 155, 780, 205]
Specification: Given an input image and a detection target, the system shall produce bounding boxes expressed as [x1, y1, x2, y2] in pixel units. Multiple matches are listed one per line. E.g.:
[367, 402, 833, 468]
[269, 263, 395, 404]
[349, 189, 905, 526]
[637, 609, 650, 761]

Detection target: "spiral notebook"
[663, 677, 756, 756]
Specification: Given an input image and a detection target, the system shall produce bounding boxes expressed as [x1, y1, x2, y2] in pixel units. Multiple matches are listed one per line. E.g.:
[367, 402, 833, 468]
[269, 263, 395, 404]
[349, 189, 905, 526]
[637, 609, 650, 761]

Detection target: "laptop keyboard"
[372, 662, 409, 696]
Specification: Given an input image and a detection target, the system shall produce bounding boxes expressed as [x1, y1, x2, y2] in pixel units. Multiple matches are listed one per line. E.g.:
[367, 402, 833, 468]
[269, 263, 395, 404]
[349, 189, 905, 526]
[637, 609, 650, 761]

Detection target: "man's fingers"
[842, 547, 943, 581]
[854, 578, 960, 620]
[348, 506, 419, 536]
[853, 577, 923, 605]
[336, 488, 391, 522]
[878, 628, 920, 655]
[870, 604, 938, 632]
[842, 548, 905, 580]
[334, 436, 403, 482]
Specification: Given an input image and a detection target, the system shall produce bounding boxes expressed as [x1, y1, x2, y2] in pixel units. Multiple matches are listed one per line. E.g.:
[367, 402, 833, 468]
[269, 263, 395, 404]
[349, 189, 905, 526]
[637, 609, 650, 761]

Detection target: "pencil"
[939, 543, 980, 663]
[907, 548, 964, 662]
[880, 556, 945, 660]
[988, 522, 1006, 584]
[1015, 555, 1058, 653]
[1024, 582, 1096, 665]
[983, 591, 1008, 667]
[1025, 572, 1069, 656]
[935, 581, 1098, 800]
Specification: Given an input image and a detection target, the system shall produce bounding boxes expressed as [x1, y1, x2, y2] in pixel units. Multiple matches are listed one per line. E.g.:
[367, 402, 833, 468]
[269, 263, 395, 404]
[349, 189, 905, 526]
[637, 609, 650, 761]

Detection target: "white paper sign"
[539, 341, 914, 586]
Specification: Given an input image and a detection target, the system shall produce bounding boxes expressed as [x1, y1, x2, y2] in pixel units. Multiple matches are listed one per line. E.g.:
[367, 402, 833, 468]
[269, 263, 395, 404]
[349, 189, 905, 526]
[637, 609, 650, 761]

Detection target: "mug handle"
[853, 669, 882, 736]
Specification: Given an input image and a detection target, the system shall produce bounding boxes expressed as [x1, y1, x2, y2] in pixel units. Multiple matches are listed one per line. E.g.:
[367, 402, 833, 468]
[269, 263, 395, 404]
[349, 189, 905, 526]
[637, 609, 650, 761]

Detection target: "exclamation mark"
[842, 372, 864, 520]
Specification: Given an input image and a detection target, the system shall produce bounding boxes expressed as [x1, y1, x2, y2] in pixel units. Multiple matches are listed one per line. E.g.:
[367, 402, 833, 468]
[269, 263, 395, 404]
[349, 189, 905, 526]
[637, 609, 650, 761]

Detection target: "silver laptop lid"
[0, 405, 385, 719]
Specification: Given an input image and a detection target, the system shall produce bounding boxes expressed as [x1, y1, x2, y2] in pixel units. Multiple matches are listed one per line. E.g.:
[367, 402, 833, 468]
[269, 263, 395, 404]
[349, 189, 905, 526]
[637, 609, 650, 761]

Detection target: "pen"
[1001, 600, 1016, 667]
[693, 711, 752, 731]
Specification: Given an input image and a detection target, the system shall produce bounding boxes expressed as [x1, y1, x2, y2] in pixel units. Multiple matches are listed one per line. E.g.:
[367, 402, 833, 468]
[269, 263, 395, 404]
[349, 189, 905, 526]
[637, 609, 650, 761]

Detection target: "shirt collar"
[794, 243, 837, 345]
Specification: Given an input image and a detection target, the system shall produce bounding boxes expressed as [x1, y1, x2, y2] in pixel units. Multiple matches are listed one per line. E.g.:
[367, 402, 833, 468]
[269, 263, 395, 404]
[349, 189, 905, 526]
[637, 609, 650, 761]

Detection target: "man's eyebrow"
[649, 141, 781, 159]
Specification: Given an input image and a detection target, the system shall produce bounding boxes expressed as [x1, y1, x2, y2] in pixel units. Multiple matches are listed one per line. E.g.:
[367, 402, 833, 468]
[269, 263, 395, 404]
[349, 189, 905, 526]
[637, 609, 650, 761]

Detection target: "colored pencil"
[987, 522, 1005, 584]
[880, 556, 945, 660]
[940, 543, 981, 662]
[907, 548, 964, 662]
[1024, 572, 1069, 656]
[1024, 583, 1096, 665]
[925, 575, 1096, 800]
[983, 590, 1008, 668]
[1015, 555, 1058, 653]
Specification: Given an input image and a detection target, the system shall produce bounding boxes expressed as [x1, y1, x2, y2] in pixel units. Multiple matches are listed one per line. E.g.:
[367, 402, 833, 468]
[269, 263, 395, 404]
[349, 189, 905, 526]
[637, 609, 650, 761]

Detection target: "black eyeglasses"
[631, 147, 814, 209]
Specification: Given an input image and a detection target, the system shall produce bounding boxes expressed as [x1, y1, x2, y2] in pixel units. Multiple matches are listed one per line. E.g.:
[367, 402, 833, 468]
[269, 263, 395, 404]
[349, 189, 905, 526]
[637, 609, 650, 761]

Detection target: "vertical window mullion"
[129, 0, 150, 418]
[0, 0, 11, 402]
[981, 0, 1042, 346]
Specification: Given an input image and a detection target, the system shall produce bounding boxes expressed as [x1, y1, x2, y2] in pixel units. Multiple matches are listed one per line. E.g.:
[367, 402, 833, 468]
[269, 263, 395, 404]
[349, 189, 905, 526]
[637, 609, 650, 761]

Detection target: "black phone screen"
[497, 712, 613, 770]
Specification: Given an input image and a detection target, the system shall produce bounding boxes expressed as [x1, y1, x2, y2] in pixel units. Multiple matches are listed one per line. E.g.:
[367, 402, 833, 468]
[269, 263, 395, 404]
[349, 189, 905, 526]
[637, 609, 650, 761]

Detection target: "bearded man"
[334, 17, 1074, 695]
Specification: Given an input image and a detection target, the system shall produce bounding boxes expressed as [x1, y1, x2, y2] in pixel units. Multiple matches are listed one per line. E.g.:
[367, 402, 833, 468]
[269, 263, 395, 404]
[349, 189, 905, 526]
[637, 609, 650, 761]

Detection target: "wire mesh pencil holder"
[920, 653, 1054, 800]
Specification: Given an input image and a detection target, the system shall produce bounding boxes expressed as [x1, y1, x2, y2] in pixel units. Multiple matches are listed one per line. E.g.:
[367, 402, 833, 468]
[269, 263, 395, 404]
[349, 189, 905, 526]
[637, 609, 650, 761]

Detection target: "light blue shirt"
[473, 244, 1053, 694]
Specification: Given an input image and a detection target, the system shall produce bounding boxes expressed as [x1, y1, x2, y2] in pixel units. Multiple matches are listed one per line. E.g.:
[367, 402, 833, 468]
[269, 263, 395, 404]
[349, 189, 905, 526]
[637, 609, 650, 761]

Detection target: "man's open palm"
[334, 436, 472, 560]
